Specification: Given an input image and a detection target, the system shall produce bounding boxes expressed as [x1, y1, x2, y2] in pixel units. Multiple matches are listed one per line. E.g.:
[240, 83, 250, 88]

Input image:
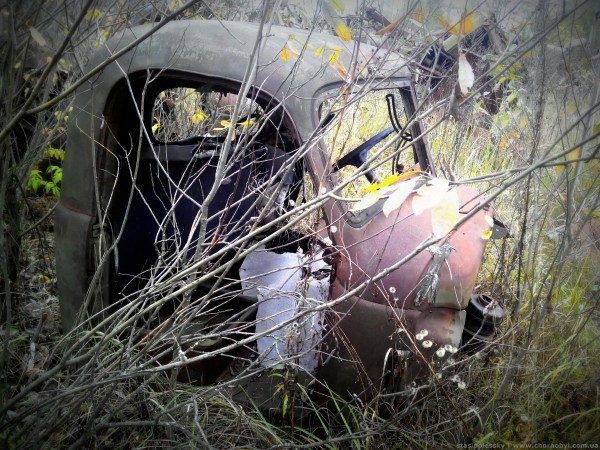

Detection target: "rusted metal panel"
[320, 279, 466, 397]
[330, 183, 491, 311]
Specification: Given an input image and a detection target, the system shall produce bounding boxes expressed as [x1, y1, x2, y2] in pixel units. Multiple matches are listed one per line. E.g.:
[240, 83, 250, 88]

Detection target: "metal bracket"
[414, 239, 453, 306]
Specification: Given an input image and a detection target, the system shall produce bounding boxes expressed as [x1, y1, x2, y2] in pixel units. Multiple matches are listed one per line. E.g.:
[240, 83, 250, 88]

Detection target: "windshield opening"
[319, 87, 418, 200]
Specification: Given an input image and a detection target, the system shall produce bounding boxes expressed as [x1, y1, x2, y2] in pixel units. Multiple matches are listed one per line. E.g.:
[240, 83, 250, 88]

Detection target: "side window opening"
[151, 87, 263, 143]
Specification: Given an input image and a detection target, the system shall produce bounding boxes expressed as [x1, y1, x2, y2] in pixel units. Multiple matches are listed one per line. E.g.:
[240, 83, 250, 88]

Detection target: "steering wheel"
[332, 126, 395, 184]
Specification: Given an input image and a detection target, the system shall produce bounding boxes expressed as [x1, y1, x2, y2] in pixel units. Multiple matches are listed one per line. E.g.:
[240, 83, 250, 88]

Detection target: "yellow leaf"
[292, 37, 313, 51]
[329, 51, 340, 65]
[152, 122, 160, 134]
[412, 6, 424, 23]
[363, 174, 402, 193]
[511, 62, 523, 71]
[383, 178, 417, 217]
[319, 0, 350, 42]
[220, 120, 232, 127]
[567, 147, 580, 162]
[85, 8, 103, 21]
[431, 189, 459, 238]
[191, 110, 206, 124]
[412, 178, 449, 215]
[482, 229, 492, 240]
[236, 119, 255, 128]
[436, 15, 451, 30]
[40, 274, 51, 284]
[461, 11, 474, 35]
[352, 191, 381, 212]
[519, 118, 527, 129]
[499, 136, 508, 149]
[280, 45, 290, 62]
[364, 170, 424, 193]
[555, 165, 564, 174]
[583, 209, 600, 218]
[436, 15, 460, 36]
[315, 45, 325, 57]
[335, 22, 351, 42]
[329, 0, 344, 12]
[14, 62, 21, 69]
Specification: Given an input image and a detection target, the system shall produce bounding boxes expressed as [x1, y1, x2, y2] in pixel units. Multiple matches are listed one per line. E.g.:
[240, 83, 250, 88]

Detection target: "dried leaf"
[333, 60, 348, 79]
[335, 22, 352, 42]
[567, 147, 580, 162]
[319, 0, 351, 42]
[280, 45, 290, 62]
[436, 12, 474, 36]
[286, 40, 301, 60]
[191, 110, 206, 124]
[383, 178, 417, 217]
[458, 53, 474, 95]
[363, 173, 402, 193]
[85, 7, 103, 21]
[431, 189, 459, 237]
[461, 11, 474, 34]
[352, 191, 381, 212]
[329, 0, 345, 12]
[329, 51, 340, 65]
[412, 178, 449, 215]
[435, 15, 452, 31]
[412, 6, 424, 23]
[499, 136, 508, 149]
[364, 170, 424, 193]
[237, 119, 255, 128]
[29, 26, 48, 47]
[583, 209, 600, 218]
[376, 18, 400, 36]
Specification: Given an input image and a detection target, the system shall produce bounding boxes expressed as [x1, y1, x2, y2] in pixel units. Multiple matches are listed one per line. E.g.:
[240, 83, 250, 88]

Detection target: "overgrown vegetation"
[1, 1, 598, 448]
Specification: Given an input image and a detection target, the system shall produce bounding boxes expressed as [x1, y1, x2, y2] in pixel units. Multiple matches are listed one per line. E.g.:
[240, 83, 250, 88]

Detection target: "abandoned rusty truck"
[56, 20, 505, 405]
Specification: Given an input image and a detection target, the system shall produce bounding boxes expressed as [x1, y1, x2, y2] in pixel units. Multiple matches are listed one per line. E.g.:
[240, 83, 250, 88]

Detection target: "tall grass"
[1, 1, 598, 448]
